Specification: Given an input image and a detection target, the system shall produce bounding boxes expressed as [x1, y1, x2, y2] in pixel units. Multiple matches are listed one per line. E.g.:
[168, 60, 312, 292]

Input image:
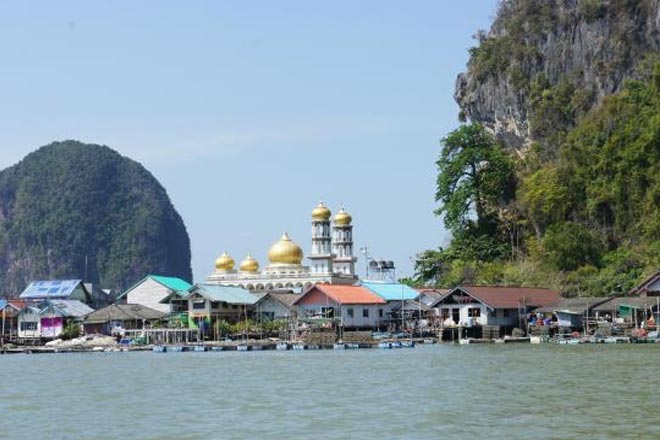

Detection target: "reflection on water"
[1, 344, 659, 439]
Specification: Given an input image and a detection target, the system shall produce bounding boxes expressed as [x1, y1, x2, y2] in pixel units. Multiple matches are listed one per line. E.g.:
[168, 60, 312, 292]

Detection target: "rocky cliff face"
[455, 0, 660, 155]
[0, 141, 192, 296]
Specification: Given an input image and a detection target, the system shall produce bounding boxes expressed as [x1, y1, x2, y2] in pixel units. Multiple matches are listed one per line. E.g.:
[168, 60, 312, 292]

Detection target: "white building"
[117, 275, 193, 314]
[206, 202, 359, 293]
[294, 284, 387, 329]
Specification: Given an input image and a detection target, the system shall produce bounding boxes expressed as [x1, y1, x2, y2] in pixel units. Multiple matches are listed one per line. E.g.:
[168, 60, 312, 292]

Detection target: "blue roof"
[20, 280, 83, 299]
[191, 284, 258, 305]
[360, 281, 419, 301]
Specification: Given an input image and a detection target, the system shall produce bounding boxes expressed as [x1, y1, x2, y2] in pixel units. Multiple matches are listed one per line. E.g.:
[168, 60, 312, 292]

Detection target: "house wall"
[40, 313, 64, 338]
[339, 304, 383, 328]
[255, 297, 294, 320]
[296, 288, 337, 307]
[187, 293, 244, 322]
[437, 304, 489, 326]
[126, 278, 171, 313]
[486, 308, 520, 327]
[18, 310, 41, 339]
[70, 285, 89, 303]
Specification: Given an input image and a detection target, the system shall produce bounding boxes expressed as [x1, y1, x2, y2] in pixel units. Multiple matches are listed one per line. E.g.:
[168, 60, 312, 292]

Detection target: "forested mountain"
[0, 141, 192, 296]
[416, 0, 660, 296]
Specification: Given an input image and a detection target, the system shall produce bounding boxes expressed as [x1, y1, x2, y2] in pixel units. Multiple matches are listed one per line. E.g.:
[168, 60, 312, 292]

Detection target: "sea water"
[1, 344, 659, 439]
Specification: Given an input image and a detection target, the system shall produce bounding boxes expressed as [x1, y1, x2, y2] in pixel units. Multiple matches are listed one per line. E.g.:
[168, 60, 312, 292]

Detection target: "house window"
[192, 301, 205, 310]
[347, 308, 354, 318]
[20, 322, 38, 331]
[232, 305, 238, 310]
[441, 308, 450, 319]
[321, 306, 334, 318]
[211, 301, 220, 309]
[468, 308, 481, 318]
[503, 309, 510, 317]
[379, 309, 383, 318]
[363, 309, 369, 318]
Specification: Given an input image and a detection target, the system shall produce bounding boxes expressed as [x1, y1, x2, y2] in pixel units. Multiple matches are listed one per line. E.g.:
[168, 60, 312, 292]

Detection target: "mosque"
[206, 202, 359, 292]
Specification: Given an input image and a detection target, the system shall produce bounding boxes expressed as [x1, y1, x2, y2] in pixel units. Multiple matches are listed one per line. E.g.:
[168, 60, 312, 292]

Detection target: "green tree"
[542, 222, 603, 271]
[435, 124, 515, 233]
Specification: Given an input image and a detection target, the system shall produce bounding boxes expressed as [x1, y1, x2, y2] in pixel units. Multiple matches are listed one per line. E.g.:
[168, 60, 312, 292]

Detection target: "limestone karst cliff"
[0, 141, 192, 295]
[455, 0, 660, 156]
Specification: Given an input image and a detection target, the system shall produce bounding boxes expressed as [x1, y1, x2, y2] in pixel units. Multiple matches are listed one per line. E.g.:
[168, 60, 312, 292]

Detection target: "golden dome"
[334, 207, 352, 226]
[268, 233, 303, 265]
[214, 252, 235, 271]
[239, 253, 260, 273]
[311, 201, 331, 221]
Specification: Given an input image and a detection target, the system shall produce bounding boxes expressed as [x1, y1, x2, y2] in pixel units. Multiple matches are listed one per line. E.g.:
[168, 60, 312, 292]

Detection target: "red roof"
[450, 286, 560, 309]
[295, 284, 386, 306]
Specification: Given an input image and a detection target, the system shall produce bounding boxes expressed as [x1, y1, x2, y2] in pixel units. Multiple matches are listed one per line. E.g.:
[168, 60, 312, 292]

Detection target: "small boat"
[152, 345, 167, 353]
[333, 343, 346, 350]
[236, 344, 249, 351]
[210, 346, 224, 352]
[193, 346, 206, 352]
[276, 342, 289, 351]
[251, 345, 263, 351]
[458, 339, 470, 345]
[292, 343, 305, 351]
[169, 345, 184, 352]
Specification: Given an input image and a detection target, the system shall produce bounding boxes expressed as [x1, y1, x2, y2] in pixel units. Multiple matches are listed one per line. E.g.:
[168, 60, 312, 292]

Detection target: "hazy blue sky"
[0, 0, 499, 283]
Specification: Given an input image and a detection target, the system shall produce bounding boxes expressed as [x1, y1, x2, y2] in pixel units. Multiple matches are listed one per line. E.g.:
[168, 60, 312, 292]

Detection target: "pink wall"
[296, 288, 338, 306]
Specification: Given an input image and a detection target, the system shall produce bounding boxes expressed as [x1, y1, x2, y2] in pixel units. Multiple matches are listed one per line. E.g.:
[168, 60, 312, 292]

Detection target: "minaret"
[308, 202, 334, 275]
[332, 207, 357, 276]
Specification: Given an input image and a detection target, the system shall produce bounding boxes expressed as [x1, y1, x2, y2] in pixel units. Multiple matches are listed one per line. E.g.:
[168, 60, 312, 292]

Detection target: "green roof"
[151, 275, 193, 292]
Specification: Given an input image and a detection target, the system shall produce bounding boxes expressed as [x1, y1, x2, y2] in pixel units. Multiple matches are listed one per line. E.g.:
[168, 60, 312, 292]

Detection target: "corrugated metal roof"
[436, 286, 560, 309]
[415, 289, 449, 306]
[83, 304, 166, 324]
[360, 281, 419, 301]
[191, 284, 258, 305]
[44, 300, 95, 318]
[117, 275, 192, 300]
[390, 299, 431, 312]
[20, 280, 83, 299]
[309, 285, 386, 305]
[535, 297, 611, 314]
[593, 296, 660, 311]
[151, 275, 193, 292]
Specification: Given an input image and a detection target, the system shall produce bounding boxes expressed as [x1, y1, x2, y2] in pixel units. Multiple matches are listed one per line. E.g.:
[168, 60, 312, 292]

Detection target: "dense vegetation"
[0, 141, 192, 295]
[416, 1, 660, 296]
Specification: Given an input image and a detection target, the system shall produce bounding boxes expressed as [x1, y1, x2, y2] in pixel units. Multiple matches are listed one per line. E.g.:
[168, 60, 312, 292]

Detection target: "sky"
[0, 0, 499, 283]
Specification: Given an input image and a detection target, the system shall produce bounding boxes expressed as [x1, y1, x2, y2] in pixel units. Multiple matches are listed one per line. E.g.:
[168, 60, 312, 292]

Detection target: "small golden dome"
[311, 201, 331, 221]
[268, 233, 303, 265]
[239, 253, 260, 273]
[214, 252, 235, 271]
[334, 207, 352, 226]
